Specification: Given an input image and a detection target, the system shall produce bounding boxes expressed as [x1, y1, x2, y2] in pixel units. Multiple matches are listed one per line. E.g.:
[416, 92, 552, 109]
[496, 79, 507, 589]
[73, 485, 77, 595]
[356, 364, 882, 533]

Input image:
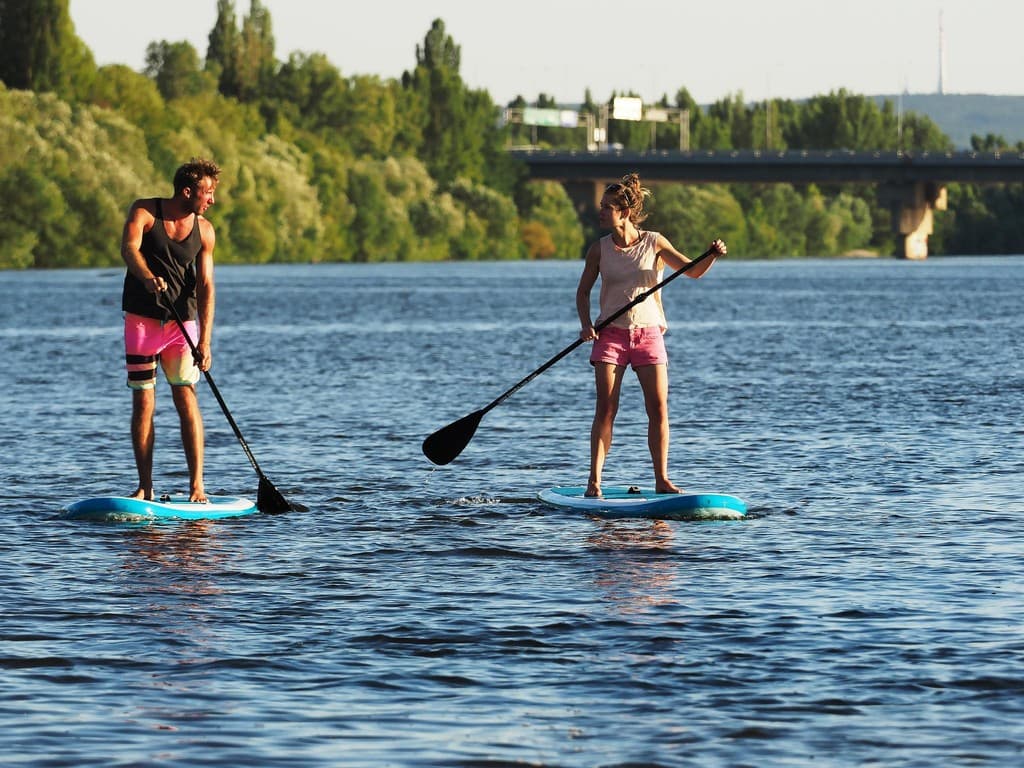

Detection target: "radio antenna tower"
[937, 10, 946, 95]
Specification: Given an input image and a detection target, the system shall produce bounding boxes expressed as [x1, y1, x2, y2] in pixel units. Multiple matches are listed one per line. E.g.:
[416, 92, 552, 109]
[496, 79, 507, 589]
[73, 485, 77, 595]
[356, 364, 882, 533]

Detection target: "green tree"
[85, 64, 160, 112]
[145, 41, 213, 100]
[707, 92, 753, 149]
[0, 0, 95, 99]
[944, 181, 1024, 255]
[515, 180, 584, 259]
[970, 133, 1024, 153]
[269, 57, 403, 158]
[222, 163, 276, 264]
[346, 161, 417, 261]
[828, 193, 874, 253]
[900, 111, 953, 152]
[785, 89, 896, 150]
[799, 186, 874, 255]
[401, 19, 497, 186]
[0, 163, 69, 267]
[448, 178, 524, 260]
[237, 0, 275, 102]
[303, 141, 356, 261]
[733, 183, 817, 257]
[691, 109, 731, 150]
[206, 0, 241, 97]
[342, 75, 400, 157]
[83, 64, 167, 134]
[0, 86, 163, 267]
[271, 52, 349, 134]
[646, 183, 747, 257]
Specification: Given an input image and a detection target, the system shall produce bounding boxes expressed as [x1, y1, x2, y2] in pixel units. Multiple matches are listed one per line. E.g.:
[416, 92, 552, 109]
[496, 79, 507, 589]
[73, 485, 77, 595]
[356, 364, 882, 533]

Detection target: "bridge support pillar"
[562, 180, 606, 224]
[879, 182, 947, 260]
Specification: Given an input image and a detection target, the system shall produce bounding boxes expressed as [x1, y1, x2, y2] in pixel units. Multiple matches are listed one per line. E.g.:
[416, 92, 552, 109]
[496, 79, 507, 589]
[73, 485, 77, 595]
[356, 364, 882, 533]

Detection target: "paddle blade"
[422, 409, 486, 465]
[256, 474, 292, 514]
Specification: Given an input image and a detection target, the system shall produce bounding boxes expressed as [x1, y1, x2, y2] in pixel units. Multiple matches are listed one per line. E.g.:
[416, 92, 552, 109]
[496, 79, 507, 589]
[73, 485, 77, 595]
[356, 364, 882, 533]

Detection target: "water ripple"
[2, 259, 1024, 765]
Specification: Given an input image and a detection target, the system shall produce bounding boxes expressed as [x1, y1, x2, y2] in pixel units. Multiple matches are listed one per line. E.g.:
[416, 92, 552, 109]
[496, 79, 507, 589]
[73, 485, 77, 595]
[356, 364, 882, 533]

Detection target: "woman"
[575, 173, 726, 498]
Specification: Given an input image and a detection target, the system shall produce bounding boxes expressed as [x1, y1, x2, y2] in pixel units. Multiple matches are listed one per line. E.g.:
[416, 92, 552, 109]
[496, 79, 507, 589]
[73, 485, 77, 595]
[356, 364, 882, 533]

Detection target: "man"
[120, 158, 220, 502]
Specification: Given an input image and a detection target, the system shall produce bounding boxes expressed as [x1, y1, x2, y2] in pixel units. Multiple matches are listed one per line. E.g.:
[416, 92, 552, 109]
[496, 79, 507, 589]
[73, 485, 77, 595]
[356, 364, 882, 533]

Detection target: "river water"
[1, 256, 1022, 766]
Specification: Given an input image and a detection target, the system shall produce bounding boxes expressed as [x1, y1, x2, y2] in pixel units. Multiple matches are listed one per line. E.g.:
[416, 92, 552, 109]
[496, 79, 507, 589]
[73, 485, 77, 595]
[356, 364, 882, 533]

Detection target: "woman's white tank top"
[595, 230, 667, 330]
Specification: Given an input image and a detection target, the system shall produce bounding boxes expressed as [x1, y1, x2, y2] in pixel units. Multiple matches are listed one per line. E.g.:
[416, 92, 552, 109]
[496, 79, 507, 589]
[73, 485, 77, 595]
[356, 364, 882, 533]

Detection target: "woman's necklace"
[614, 227, 641, 249]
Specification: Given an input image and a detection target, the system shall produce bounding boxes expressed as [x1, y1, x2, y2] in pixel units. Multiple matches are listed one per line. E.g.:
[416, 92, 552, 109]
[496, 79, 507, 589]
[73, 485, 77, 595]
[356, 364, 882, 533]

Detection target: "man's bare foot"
[655, 481, 682, 494]
[128, 487, 154, 501]
[189, 486, 209, 503]
[585, 481, 602, 498]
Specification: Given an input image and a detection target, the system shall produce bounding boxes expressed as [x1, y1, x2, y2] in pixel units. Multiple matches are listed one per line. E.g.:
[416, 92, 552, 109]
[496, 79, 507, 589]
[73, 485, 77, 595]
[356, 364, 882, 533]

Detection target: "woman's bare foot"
[189, 485, 209, 503]
[655, 480, 682, 494]
[128, 487, 154, 501]
[585, 481, 602, 498]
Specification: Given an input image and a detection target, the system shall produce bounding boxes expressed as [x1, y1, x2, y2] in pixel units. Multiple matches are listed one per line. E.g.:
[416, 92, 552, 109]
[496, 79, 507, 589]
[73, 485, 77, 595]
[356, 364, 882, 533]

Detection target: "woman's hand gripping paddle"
[422, 246, 718, 465]
[160, 294, 293, 514]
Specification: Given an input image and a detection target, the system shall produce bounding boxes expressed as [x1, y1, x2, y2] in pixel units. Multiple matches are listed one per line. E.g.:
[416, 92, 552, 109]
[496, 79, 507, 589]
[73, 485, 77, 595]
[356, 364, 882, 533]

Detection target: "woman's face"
[598, 195, 629, 229]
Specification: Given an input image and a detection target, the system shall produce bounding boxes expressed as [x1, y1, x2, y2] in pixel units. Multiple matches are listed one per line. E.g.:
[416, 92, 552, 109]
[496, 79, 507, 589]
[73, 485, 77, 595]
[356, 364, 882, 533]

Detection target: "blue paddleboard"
[538, 485, 747, 520]
[64, 495, 258, 521]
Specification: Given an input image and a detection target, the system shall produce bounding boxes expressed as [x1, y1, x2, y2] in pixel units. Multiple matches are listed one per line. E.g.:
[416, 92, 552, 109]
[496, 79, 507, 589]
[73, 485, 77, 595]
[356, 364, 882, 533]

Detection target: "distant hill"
[872, 93, 1024, 149]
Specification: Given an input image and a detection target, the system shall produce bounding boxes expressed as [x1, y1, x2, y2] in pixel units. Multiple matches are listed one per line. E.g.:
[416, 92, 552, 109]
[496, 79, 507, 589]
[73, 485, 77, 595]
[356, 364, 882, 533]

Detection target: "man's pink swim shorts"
[124, 312, 200, 390]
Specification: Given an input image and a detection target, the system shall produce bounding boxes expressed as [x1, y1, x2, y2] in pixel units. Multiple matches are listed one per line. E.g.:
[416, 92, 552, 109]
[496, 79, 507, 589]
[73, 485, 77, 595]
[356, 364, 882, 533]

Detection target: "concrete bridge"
[510, 148, 1024, 258]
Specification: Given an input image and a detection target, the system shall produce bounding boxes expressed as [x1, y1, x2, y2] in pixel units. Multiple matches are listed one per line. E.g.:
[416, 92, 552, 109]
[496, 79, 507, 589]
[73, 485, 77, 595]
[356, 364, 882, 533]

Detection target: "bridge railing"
[509, 148, 1024, 184]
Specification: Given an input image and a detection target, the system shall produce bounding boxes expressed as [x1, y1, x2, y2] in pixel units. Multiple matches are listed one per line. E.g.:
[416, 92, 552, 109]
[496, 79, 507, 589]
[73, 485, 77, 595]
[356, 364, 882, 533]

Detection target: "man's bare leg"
[129, 388, 156, 500]
[172, 384, 207, 503]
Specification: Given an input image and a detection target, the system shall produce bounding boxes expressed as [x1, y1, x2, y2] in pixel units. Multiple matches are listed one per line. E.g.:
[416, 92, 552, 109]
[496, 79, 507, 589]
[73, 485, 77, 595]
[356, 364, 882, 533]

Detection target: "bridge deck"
[511, 148, 1024, 184]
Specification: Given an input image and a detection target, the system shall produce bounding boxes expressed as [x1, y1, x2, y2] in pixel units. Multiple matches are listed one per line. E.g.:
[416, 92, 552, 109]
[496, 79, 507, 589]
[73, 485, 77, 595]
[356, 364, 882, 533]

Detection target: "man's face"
[187, 178, 217, 215]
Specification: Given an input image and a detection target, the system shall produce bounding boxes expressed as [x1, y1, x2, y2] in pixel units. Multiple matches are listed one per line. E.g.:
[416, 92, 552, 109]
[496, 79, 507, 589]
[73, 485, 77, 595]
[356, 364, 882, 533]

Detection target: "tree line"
[0, 0, 1021, 269]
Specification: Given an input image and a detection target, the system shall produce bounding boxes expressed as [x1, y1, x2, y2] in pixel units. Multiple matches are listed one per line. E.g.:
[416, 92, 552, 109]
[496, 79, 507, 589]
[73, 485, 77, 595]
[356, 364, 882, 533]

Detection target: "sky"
[69, 0, 1024, 106]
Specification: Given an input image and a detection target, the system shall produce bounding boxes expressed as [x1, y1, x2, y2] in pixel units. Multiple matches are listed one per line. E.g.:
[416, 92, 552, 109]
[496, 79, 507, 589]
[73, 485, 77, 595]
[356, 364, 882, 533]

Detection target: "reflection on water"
[120, 521, 228, 590]
[116, 522, 231, 655]
[586, 517, 676, 551]
[588, 519, 679, 613]
[114, 522, 243, 736]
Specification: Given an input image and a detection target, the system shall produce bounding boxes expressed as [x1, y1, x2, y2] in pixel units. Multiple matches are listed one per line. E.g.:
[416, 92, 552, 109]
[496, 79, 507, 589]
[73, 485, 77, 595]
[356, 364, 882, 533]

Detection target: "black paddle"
[422, 245, 719, 465]
[160, 293, 293, 514]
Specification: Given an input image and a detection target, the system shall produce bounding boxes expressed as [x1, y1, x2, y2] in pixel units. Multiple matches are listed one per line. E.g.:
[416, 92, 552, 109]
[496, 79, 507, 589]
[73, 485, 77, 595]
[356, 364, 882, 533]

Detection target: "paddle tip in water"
[422, 409, 486, 466]
[256, 475, 294, 514]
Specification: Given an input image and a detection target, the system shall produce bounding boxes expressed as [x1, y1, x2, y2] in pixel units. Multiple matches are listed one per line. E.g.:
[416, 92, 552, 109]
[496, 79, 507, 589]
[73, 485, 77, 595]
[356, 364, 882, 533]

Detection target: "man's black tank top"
[121, 199, 201, 322]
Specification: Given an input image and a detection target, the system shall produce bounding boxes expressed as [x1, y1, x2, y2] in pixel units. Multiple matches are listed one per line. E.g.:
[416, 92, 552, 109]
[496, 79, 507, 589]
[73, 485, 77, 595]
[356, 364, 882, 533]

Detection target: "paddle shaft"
[475, 246, 717, 417]
[160, 295, 272, 484]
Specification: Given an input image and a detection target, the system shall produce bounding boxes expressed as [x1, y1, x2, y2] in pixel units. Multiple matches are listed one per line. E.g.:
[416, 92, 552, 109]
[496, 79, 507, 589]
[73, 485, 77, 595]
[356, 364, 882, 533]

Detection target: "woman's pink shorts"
[124, 313, 200, 390]
[589, 325, 668, 369]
